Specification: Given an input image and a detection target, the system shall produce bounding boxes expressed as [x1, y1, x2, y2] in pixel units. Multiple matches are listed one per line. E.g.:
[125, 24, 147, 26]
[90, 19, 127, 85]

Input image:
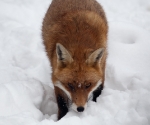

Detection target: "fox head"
[53, 43, 105, 112]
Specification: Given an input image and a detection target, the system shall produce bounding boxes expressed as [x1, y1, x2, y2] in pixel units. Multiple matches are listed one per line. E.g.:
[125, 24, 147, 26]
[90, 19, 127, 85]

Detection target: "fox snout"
[71, 94, 88, 112]
[77, 106, 84, 112]
[72, 103, 86, 112]
[72, 103, 87, 112]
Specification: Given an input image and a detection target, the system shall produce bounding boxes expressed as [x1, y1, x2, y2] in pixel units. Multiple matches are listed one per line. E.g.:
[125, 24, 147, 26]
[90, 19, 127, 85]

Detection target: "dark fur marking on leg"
[92, 84, 103, 102]
[57, 94, 68, 120]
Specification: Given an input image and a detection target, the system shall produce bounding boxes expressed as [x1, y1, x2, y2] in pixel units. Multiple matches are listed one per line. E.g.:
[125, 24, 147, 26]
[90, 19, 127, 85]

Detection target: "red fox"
[42, 0, 108, 120]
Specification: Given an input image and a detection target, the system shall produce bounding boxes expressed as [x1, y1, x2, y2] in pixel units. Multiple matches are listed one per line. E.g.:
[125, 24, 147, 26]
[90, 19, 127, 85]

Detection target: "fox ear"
[56, 43, 73, 67]
[86, 48, 105, 66]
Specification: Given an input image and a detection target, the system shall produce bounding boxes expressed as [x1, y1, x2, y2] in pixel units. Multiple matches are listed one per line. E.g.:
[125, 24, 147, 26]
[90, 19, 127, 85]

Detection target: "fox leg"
[55, 87, 69, 120]
[92, 84, 103, 102]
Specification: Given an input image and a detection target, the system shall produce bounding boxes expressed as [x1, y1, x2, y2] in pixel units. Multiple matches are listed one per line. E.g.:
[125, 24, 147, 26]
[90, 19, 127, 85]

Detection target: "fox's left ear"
[86, 48, 105, 66]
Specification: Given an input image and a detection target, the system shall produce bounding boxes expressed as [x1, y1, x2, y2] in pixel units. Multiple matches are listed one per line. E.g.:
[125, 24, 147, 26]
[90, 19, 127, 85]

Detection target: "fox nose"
[77, 106, 84, 112]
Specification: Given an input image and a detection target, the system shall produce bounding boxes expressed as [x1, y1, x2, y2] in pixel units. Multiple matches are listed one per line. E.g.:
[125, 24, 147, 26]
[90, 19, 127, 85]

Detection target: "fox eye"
[68, 83, 74, 91]
[85, 83, 91, 89]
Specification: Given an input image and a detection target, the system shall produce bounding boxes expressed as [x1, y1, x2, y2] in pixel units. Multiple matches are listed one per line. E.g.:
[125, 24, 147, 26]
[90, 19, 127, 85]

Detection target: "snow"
[0, 0, 150, 125]
[78, 83, 81, 88]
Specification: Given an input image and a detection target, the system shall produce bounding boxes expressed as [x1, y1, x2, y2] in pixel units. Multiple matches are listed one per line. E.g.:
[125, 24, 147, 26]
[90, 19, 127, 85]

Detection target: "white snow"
[78, 83, 81, 88]
[0, 0, 150, 125]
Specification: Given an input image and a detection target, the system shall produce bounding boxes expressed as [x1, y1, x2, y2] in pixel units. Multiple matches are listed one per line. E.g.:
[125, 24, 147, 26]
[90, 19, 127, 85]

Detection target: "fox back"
[42, 0, 108, 120]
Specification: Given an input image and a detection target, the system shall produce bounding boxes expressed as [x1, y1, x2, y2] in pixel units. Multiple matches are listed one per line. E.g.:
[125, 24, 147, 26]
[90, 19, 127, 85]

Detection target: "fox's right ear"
[56, 43, 73, 67]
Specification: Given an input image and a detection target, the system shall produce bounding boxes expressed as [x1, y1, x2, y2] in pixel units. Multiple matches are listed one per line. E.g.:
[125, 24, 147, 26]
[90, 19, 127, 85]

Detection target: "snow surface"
[0, 0, 150, 125]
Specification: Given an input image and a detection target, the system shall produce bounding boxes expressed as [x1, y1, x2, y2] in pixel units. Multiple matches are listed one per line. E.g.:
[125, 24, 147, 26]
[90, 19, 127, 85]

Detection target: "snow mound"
[0, 0, 150, 125]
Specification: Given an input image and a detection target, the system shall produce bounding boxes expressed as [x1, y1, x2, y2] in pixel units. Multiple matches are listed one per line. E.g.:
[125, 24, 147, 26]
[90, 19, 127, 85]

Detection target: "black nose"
[77, 106, 84, 112]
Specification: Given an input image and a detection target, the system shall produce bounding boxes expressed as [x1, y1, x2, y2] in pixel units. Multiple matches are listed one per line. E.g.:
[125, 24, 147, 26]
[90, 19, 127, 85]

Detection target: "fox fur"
[42, 0, 108, 120]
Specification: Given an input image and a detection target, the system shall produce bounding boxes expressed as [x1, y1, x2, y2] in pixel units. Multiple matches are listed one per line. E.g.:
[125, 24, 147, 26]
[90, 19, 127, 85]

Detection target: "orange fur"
[42, 0, 108, 120]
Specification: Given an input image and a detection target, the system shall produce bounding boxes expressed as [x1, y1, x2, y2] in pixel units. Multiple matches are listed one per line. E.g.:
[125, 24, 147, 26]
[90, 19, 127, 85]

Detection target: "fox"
[42, 0, 108, 120]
